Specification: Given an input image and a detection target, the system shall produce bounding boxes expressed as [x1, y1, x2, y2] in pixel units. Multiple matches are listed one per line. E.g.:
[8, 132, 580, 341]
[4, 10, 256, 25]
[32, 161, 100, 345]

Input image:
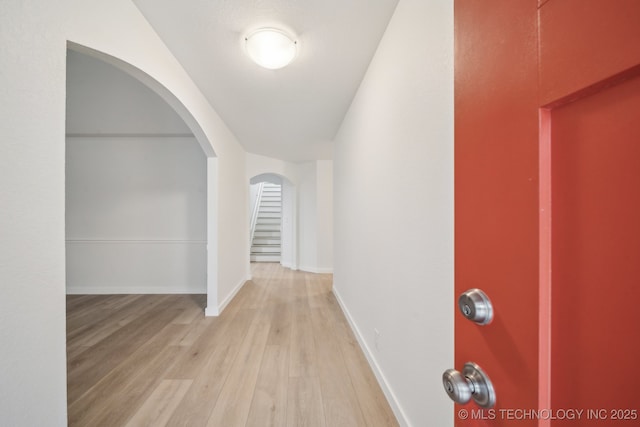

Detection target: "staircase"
[250, 183, 282, 262]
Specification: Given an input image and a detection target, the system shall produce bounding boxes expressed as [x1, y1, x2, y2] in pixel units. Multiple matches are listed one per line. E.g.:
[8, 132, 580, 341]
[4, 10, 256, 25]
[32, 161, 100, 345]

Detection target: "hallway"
[66, 263, 398, 426]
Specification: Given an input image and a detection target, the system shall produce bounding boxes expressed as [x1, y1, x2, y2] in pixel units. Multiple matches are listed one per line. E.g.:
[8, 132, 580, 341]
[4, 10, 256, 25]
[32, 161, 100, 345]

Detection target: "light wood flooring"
[66, 263, 399, 426]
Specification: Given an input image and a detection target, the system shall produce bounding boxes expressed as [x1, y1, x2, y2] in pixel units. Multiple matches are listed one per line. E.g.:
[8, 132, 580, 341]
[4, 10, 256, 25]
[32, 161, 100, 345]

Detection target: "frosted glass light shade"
[245, 28, 297, 70]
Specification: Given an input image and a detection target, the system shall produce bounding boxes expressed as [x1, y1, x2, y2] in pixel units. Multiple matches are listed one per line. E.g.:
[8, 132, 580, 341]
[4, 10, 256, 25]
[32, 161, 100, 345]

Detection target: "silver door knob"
[458, 289, 493, 325]
[442, 362, 496, 408]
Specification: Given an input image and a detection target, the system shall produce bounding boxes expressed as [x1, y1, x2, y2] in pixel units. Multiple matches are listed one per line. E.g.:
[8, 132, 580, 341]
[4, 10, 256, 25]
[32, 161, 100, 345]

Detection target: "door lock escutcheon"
[458, 288, 493, 325]
[442, 362, 496, 408]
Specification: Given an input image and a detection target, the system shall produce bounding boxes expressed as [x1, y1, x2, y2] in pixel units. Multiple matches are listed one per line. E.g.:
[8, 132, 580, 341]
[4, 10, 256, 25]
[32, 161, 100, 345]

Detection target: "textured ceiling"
[133, 0, 399, 162]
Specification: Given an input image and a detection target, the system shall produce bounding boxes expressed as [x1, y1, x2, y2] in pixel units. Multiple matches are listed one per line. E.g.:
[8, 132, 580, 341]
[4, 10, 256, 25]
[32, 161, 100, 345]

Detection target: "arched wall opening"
[68, 42, 215, 157]
[65, 47, 212, 296]
[65, 42, 219, 315]
[249, 173, 297, 270]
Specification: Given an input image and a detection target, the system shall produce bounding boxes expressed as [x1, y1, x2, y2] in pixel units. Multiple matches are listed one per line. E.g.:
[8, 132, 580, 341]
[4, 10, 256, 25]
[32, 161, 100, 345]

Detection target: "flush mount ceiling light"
[244, 28, 298, 70]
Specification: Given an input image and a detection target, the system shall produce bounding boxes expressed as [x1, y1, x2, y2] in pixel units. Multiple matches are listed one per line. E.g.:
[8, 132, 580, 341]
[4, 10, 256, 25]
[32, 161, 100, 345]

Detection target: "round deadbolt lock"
[458, 289, 493, 325]
[442, 362, 496, 408]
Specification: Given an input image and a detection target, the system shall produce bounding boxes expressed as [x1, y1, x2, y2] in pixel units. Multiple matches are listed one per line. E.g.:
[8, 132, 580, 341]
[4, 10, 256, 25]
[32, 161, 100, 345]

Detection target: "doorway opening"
[65, 48, 207, 296]
[249, 173, 296, 269]
[250, 181, 282, 262]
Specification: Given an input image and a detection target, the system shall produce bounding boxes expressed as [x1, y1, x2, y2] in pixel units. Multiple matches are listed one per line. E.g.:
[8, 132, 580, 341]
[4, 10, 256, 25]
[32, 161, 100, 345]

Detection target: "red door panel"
[539, 0, 640, 105]
[549, 73, 640, 426]
[456, 0, 640, 425]
[455, 0, 539, 425]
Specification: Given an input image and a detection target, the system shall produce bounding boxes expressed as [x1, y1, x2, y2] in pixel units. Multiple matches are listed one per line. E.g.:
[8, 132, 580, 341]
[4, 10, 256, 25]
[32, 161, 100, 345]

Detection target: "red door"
[455, 1, 640, 426]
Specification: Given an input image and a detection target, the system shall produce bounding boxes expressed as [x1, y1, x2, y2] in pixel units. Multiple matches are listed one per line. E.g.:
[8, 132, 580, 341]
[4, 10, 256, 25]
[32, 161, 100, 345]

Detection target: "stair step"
[259, 207, 281, 213]
[251, 246, 281, 253]
[255, 225, 280, 232]
[252, 238, 280, 245]
[254, 231, 280, 238]
[258, 212, 281, 219]
[250, 184, 282, 262]
[257, 218, 281, 224]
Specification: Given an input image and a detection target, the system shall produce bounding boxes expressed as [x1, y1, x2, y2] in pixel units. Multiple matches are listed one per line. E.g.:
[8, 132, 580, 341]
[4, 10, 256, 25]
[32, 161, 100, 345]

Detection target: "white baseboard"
[66, 286, 206, 295]
[333, 288, 411, 427]
[217, 276, 249, 314]
[298, 265, 333, 274]
[280, 261, 297, 270]
[204, 306, 219, 317]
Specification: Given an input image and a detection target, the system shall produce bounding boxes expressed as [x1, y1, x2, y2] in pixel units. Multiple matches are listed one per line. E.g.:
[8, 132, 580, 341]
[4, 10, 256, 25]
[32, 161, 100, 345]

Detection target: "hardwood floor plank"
[288, 270, 309, 307]
[68, 323, 188, 426]
[266, 302, 292, 346]
[243, 279, 271, 310]
[72, 314, 134, 348]
[88, 345, 188, 427]
[169, 315, 216, 347]
[205, 314, 271, 427]
[66, 344, 90, 362]
[332, 316, 400, 427]
[170, 301, 203, 325]
[286, 376, 327, 427]
[66, 294, 102, 313]
[66, 294, 167, 348]
[66, 296, 122, 336]
[164, 309, 257, 426]
[289, 308, 318, 378]
[245, 344, 289, 427]
[66, 264, 399, 427]
[100, 294, 145, 311]
[305, 273, 333, 309]
[165, 306, 254, 380]
[67, 297, 180, 403]
[124, 379, 192, 427]
[310, 306, 367, 427]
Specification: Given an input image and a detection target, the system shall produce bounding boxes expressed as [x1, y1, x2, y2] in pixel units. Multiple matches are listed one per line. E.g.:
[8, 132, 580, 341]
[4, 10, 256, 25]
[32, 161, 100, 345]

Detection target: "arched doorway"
[249, 173, 297, 269]
[65, 48, 209, 296]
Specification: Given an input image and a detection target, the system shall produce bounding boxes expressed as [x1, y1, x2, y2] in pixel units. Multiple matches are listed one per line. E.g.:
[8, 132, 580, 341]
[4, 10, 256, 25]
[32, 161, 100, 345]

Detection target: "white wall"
[246, 153, 298, 185]
[212, 138, 249, 313]
[66, 136, 207, 294]
[0, 0, 248, 424]
[297, 162, 318, 272]
[280, 179, 297, 269]
[296, 161, 334, 273]
[0, 2, 68, 425]
[333, 0, 454, 426]
[316, 160, 333, 271]
[66, 49, 191, 135]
